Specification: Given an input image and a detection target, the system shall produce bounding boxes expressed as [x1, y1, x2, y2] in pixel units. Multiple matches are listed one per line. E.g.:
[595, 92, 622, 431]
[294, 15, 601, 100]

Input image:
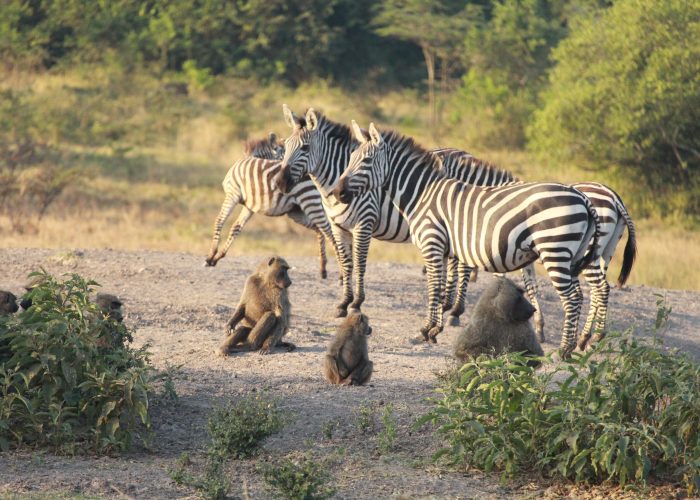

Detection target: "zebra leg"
[285, 207, 329, 280]
[294, 194, 341, 280]
[442, 257, 458, 312]
[210, 206, 253, 266]
[206, 192, 238, 266]
[521, 265, 545, 342]
[543, 262, 584, 355]
[331, 224, 354, 317]
[447, 262, 472, 326]
[577, 265, 610, 350]
[349, 221, 374, 313]
[421, 253, 446, 343]
[316, 231, 328, 279]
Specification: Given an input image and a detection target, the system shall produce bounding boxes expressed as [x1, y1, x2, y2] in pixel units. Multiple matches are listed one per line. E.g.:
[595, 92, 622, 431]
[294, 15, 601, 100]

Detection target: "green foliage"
[356, 403, 376, 434]
[261, 452, 336, 500]
[0, 271, 152, 454]
[419, 334, 700, 493]
[207, 395, 284, 459]
[378, 404, 398, 453]
[168, 453, 230, 500]
[529, 0, 700, 218]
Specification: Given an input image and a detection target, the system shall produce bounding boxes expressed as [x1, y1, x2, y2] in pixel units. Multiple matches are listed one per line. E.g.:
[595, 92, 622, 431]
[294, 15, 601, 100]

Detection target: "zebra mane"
[243, 136, 277, 157]
[306, 110, 365, 144]
[450, 153, 519, 183]
[380, 129, 445, 175]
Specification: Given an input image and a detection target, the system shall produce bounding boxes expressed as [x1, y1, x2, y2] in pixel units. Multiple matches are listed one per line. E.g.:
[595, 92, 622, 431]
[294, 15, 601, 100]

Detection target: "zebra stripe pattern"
[275, 106, 474, 321]
[205, 133, 336, 279]
[334, 124, 601, 353]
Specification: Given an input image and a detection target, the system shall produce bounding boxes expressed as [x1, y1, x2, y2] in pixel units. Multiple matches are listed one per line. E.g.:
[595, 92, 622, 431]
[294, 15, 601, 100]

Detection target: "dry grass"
[2, 68, 698, 291]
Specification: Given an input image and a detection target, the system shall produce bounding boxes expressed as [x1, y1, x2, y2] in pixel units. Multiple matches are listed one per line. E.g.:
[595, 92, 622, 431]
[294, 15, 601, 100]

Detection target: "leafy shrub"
[261, 452, 336, 500]
[378, 404, 397, 454]
[419, 334, 700, 494]
[168, 453, 230, 500]
[0, 271, 152, 454]
[207, 395, 283, 459]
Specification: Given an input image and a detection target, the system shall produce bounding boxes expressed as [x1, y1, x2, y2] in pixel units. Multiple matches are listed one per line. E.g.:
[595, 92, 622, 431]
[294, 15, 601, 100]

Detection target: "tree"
[529, 0, 700, 217]
[374, 0, 474, 132]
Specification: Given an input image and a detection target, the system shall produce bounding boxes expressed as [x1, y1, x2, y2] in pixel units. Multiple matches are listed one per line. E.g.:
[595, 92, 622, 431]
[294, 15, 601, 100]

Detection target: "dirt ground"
[1, 248, 698, 499]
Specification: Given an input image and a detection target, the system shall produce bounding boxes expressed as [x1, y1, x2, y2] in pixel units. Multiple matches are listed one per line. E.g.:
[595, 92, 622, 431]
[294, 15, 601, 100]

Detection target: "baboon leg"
[323, 354, 344, 384]
[521, 265, 545, 342]
[211, 206, 254, 265]
[348, 360, 373, 386]
[206, 192, 239, 266]
[225, 304, 246, 333]
[331, 225, 354, 318]
[219, 326, 252, 355]
[350, 217, 376, 312]
[448, 262, 472, 326]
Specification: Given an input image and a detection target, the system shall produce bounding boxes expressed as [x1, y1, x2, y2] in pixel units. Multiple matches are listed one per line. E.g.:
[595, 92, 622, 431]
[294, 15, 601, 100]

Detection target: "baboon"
[0, 291, 19, 315]
[219, 256, 295, 355]
[323, 312, 373, 385]
[95, 293, 124, 323]
[19, 275, 45, 310]
[454, 277, 544, 366]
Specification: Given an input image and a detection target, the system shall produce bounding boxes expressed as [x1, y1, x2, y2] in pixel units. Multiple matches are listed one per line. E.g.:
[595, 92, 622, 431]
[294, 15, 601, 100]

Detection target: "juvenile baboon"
[219, 256, 295, 355]
[454, 277, 544, 366]
[0, 291, 19, 315]
[323, 312, 373, 385]
[95, 293, 124, 323]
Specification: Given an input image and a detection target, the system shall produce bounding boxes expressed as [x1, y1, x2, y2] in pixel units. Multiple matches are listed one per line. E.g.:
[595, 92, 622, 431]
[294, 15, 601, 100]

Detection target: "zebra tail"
[616, 200, 637, 287]
[572, 196, 601, 276]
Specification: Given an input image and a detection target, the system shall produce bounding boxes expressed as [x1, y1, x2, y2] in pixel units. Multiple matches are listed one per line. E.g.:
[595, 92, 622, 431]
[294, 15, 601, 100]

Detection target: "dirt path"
[1, 248, 698, 498]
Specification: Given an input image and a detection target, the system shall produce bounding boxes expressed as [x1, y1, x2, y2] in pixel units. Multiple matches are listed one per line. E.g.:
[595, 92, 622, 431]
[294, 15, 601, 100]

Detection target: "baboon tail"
[572, 196, 601, 277]
[616, 200, 637, 287]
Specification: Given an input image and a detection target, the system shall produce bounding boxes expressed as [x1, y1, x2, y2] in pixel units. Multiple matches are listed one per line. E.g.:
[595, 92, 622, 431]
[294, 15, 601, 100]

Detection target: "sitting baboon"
[323, 312, 373, 386]
[95, 293, 124, 323]
[219, 256, 295, 355]
[0, 291, 19, 315]
[454, 277, 544, 366]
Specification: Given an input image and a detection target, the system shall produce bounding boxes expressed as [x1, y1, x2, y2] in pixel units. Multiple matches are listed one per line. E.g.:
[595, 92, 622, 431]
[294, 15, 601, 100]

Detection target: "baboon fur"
[323, 312, 373, 386]
[454, 277, 544, 366]
[95, 293, 124, 323]
[0, 291, 19, 315]
[219, 256, 295, 355]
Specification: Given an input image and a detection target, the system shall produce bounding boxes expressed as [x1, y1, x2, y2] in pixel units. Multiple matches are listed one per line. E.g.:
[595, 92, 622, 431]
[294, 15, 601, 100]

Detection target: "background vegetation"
[1, 0, 698, 290]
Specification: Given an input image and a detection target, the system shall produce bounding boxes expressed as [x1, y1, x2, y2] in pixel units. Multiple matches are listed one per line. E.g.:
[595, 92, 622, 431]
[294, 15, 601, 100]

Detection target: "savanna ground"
[1, 247, 698, 498]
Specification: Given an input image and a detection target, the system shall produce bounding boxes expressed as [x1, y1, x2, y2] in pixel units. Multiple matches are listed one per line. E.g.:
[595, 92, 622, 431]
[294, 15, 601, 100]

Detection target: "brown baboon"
[95, 293, 124, 323]
[454, 277, 544, 366]
[219, 256, 295, 355]
[0, 291, 19, 315]
[323, 312, 373, 385]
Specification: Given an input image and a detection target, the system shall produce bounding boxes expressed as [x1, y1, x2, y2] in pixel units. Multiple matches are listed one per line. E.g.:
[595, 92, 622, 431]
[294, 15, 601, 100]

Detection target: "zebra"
[205, 133, 337, 279]
[275, 106, 475, 322]
[436, 149, 637, 349]
[333, 123, 601, 353]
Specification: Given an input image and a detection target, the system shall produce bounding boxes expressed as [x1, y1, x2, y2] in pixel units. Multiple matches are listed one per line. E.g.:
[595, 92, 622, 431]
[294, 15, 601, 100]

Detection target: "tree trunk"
[421, 44, 437, 135]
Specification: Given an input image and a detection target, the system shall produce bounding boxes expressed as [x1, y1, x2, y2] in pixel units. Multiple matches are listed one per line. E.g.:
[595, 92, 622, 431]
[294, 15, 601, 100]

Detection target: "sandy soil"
[0, 248, 698, 499]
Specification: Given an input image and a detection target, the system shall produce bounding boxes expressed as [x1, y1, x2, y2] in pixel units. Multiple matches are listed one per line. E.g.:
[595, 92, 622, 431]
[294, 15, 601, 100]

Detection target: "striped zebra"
[275, 106, 474, 321]
[437, 149, 637, 349]
[205, 133, 337, 279]
[333, 123, 601, 353]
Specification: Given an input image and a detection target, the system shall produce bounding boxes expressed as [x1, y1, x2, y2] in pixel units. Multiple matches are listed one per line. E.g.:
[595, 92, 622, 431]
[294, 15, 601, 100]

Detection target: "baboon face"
[349, 312, 372, 336]
[96, 293, 124, 322]
[0, 291, 19, 314]
[497, 281, 536, 322]
[267, 257, 292, 289]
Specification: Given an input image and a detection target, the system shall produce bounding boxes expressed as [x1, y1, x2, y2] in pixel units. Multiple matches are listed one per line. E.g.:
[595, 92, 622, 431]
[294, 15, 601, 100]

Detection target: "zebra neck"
[384, 146, 443, 217]
[310, 133, 353, 196]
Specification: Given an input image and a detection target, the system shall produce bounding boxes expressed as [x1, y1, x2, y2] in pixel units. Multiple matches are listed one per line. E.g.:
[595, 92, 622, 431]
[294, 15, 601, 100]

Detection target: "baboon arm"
[226, 304, 246, 332]
[249, 312, 278, 352]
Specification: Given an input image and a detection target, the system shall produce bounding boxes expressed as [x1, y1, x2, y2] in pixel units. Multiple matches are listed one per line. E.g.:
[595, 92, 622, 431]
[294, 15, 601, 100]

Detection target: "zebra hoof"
[336, 307, 348, 318]
[557, 348, 574, 360]
[428, 326, 442, 343]
[447, 315, 460, 327]
[320, 270, 328, 279]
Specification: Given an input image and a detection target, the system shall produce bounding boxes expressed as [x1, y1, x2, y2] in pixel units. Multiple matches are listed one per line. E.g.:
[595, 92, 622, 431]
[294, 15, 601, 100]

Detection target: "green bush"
[529, 0, 700, 218]
[207, 395, 283, 459]
[261, 452, 336, 500]
[0, 271, 152, 454]
[419, 334, 700, 494]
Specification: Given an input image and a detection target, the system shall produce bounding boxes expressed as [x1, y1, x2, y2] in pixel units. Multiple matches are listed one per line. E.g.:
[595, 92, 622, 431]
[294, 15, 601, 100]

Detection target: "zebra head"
[277, 105, 322, 193]
[333, 122, 387, 204]
[244, 132, 284, 160]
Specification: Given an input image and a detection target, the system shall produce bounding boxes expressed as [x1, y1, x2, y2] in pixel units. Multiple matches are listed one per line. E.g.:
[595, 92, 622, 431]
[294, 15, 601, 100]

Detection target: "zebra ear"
[306, 108, 319, 131]
[268, 132, 277, 143]
[369, 123, 383, 145]
[283, 104, 300, 129]
[351, 120, 366, 143]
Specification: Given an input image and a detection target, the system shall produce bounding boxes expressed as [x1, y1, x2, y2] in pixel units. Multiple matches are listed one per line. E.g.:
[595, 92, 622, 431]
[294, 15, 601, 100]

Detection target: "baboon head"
[262, 256, 293, 289]
[20, 275, 47, 310]
[0, 291, 19, 315]
[348, 311, 372, 337]
[95, 293, 124, 323]
[493, 278, 536, 322]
